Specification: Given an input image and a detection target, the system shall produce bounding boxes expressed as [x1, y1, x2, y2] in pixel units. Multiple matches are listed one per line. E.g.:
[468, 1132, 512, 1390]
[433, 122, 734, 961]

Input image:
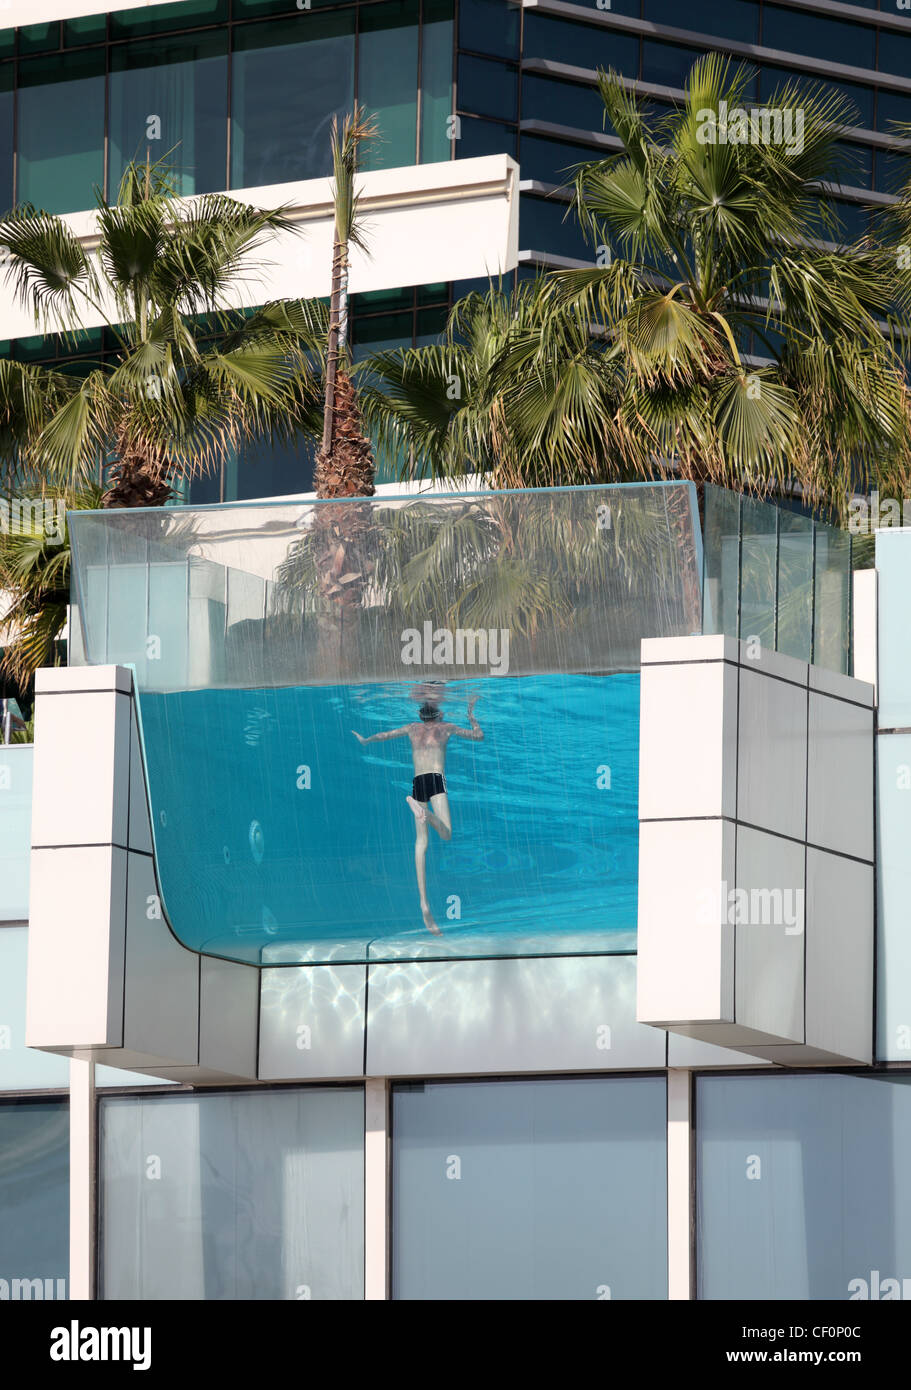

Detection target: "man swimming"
[352, 695, 483, 935]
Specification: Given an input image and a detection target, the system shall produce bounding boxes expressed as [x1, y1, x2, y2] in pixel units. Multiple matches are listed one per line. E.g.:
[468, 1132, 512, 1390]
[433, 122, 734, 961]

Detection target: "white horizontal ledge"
[0, 156, 521, 340]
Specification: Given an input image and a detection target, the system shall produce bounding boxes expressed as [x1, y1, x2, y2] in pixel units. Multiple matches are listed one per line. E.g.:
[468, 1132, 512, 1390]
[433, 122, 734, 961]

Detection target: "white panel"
[258, 965, 366, 1080]
[666, 1069, 692, 1301]
[0, 158, 520, 340]
[4, 2, 185, 23]
[807, 692, 873, 861]
[638, 660, 737, 820]
[808, 661, 874, 707]
[637, 818, 735, 1026]
[199, 956, 259, 1079]
[736, 666, 807, 840]
[367, 955, 664, 1076]
[26, 845, 126, 1048]
[364, 1079, 389, 1302]
[805, 849, 873, 1063]
[733, 826, 805, 1043]
[121, 851, 199, 1064]
[35, 665, 132, 695]
[31, 690, 130, 848]
[641, 634, 738, 664]
[666, 1032, 772, 1068]
[852, 569, 878, 695]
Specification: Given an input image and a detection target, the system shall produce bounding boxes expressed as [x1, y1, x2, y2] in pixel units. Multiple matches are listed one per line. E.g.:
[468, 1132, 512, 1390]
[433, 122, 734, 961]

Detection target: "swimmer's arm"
[448, 699, 483, 741]
[352, 725, 412, 744]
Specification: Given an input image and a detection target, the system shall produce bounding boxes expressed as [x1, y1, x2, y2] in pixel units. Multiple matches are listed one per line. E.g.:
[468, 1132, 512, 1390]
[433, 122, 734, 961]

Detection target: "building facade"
[1, 0, 911, 1307]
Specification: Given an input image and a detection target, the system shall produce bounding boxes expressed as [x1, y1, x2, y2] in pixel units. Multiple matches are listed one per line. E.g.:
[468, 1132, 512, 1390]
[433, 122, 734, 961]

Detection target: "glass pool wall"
[68, 483, 703, 965]
[702, 484, 855, 675]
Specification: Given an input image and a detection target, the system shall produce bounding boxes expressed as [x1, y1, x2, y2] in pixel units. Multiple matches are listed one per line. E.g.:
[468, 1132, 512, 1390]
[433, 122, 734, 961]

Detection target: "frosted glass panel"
[876, 529, 911, 728]
[0, 1099, 69, 1299]
[697, 1073, 911, 1299]
[69, 484, 702, 965]
[0, 746, 32, 921]
[99, 1087, 364, 1300]
[392, 1076, 668, 1300]
[0, 928, 70, 1090]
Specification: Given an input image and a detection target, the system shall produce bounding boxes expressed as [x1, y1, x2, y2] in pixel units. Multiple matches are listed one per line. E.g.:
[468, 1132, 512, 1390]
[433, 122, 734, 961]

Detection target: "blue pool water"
[137, 672, 641, 964]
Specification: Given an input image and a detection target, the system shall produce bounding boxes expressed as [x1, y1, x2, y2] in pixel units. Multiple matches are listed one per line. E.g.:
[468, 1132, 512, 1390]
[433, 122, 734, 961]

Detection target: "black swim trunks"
[412, 772, 446, 803]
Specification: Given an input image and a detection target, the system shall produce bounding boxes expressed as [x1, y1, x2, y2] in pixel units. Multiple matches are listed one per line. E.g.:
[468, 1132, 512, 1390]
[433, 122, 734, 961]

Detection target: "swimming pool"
[138, 671, 640, 964]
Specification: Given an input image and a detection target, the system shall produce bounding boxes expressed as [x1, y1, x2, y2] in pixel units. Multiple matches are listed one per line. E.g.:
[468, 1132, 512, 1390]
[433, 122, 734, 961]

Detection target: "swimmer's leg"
[407, 798, 442, 935]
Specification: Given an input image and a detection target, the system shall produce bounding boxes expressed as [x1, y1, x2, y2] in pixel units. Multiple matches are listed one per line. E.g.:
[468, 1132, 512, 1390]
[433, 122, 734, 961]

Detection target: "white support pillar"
[364, 1078, 390, 1301]
[69, 1057, 96, 1301]
[667, 1067, 694, 1301]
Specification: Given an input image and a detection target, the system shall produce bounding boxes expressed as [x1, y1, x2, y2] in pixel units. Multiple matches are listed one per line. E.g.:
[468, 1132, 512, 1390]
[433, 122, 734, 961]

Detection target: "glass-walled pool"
[69, 483, 703, 965]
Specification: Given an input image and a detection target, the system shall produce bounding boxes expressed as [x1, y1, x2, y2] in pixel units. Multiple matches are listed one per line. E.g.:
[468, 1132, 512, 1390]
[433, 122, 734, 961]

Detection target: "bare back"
[407, 721, 452, 775]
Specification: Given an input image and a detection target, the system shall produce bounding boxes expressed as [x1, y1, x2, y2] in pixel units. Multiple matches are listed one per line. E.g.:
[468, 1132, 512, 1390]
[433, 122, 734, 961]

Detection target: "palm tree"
[0, 157, 326, 508]
[314, 105, 379, 500]
[361, 56, 911, 520]
[0, 482, 103, 685]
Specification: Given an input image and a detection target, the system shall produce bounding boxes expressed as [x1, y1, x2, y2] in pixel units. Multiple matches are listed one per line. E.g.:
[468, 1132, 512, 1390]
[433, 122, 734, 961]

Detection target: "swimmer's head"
[418, 702, 442, 722]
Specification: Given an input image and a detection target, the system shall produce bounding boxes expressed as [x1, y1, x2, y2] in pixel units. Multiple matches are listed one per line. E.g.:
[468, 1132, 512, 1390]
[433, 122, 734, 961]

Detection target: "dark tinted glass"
[458, 0, 520, 60]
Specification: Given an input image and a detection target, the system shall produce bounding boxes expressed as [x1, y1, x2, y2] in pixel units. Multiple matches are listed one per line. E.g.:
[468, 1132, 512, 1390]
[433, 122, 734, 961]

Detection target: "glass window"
[0, 1100, 68, 1300]
[234, 0, 340, 14]
[644, 0, 758, 43]
[522, 13, 640, 74]
[458, 0, 520, 60]
[878, 30, 911, 81]
[64, 16, 107, 47]
[522, 74, 608, 133]
[17, 49, 105, 213]
[19, 23, 61, 57]
[110, 0, 228, 39]
[420, 0, 454, 164]
[760, 65, 874, 131]
[456, 114, 517, 160]
[232, 435, 315, 501]
[392, 1077, 668, 1300]
[520, 134, 605, 187]
[762, 5, 876, 72]
[457, 55, 517, 122]
[875, 146, 911, 195]
[877, 87, 911, 134]
[831, 140, 873, 190]
[109, 32, 228, 198]
[642, 40, 704, 91]
[0, 64, 12, 214]
[99, 1087, 364, 1300]
[231, 13, 355, 188]
[520, 192, 590, 260]
[697, 1073, 911, 1299]
[0, 1095, 68, 1301]
[359, 0, 419, 171]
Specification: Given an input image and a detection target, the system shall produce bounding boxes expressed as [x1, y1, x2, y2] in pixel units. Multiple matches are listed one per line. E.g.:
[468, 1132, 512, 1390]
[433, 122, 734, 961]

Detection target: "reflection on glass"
[813, 524, 851, 674]
[18, 51, 105, 213]
[739, 494, 778, 651]
[393, 1077, 668, 1300]
[420, 0, 454, 163]
[69, 484, 702, 965]
[776, 509, 813, 662]
[360, 0, 419, 171]
[230, 14, 355, 188]
[698, 1072, 911, 1299]
[109, 33, 228, 198]
[100, 1088, 364, 1299]
[0, 1100, 69, 1298]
